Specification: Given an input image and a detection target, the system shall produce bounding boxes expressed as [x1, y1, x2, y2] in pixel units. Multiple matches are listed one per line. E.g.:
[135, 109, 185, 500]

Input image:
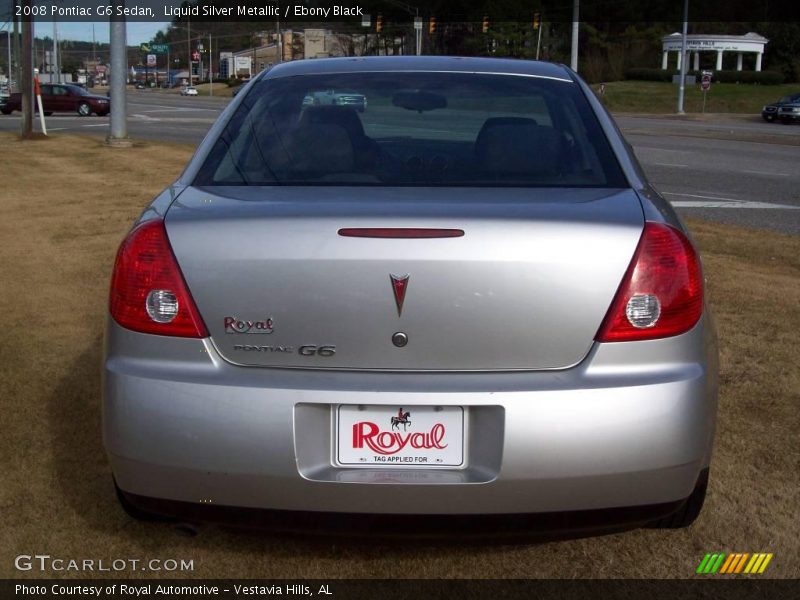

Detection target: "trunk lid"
[165, 186, 643, 371]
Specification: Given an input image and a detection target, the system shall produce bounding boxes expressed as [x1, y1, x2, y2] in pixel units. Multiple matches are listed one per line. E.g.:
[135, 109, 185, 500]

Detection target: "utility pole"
[570, 0, 579, 72]
[276, 13, 282, 63]
[5, 27, 10, 83]
[107, 0, 130, 146]
[187, 11, 191, 86]
[20, 0, 32, 137]
[53, 20, 59, 83]
[13, 10, 20, 92]
[677, 0, 689, 114]
[208, 32, 212, 95]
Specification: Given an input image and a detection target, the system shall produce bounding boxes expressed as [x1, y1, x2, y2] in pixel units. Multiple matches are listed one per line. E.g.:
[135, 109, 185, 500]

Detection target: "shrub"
[625, 68, 785, 85]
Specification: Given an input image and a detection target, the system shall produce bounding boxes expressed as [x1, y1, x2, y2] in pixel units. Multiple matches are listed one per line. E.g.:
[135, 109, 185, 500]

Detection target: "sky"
[32, 21, 171, 45]
[0, 19, 170, 45]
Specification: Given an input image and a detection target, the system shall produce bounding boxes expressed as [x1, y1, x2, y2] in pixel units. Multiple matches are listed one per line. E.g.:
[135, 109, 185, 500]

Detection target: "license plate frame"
[334, 404, 466, 468]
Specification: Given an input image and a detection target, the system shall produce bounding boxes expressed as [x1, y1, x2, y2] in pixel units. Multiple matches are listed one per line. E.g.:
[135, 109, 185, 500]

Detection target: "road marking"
[131, 114, 162, 121]
[653, 162, 689, 167]
[742, 169, 791, 176]
[664, 192, 799, 210]
[81, 124, 108, 128]
[665, 192, 741, 202]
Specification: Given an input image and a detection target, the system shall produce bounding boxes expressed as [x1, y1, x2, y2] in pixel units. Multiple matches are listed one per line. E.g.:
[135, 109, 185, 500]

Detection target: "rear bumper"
[119, 470, 709, 536]
[103, 316, 718, 518]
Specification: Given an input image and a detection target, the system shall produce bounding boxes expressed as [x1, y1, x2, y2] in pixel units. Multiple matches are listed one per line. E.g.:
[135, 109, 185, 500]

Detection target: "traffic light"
[482, 16, 490, 33]
[533, 12, 541, 30]
[429, 16, 437, 34]
[376, 13, 383, 33]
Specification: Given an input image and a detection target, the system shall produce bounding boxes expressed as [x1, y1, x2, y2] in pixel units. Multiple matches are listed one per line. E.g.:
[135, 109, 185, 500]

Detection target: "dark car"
[2, 83, 110, 116]
[777, 101, 800, 125]
[762, 92, 800, 122]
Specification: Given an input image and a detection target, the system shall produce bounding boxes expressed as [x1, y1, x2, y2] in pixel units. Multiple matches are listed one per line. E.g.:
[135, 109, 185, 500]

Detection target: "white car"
[181, 87, 198, 96]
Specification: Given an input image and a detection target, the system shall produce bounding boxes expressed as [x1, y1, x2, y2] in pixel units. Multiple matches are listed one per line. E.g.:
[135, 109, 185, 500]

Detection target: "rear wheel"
[648, 471, 708, 529]
[77, 102, 91, 117]
[0, 108, 10, 115]
[780, 117, 792, 125]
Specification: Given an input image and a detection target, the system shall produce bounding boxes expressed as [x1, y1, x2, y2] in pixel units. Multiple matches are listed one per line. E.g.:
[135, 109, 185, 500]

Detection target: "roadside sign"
[414, 16, 423, 30]
[139, 43, 150, 53]
[147, 54, 156, 67]
[192, 51, 201, 61]
[150, 44, 168, 55]
[700, 71, 712, 113]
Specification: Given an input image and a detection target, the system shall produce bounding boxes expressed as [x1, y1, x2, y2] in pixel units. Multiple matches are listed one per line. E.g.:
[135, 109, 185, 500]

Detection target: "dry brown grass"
[0, 133, 797, 579]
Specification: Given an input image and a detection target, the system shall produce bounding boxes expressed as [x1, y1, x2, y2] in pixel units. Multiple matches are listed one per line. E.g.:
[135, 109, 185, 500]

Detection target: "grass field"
[0, 133, 798, 579]
[597, 81, 799, 114]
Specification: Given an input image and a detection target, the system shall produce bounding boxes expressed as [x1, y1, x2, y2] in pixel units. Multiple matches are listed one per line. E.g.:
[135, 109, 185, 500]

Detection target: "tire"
[0, 108, 11, 115]
[114, 478, 174, 522]
[780, 117, 792, 125]
[648, 470, 708, 529]
[77, 102, 92, 117]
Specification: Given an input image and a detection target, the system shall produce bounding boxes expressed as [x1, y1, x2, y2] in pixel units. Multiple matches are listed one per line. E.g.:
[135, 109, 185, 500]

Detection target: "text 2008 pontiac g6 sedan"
[104, 56, 717, 534]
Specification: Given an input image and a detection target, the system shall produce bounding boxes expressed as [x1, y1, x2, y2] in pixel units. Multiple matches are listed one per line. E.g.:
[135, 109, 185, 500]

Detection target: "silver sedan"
[104, 56, 717, 534]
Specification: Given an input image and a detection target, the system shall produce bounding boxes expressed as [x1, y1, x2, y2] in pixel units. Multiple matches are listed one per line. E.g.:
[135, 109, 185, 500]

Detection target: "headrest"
[475, 118, 562, 176]
[298, 106, 366, 138]
[287, 123, 355, 174]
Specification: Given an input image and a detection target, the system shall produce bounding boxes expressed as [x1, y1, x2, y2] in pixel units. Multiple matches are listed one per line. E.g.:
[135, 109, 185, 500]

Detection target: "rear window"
[195, 71, 627, 188]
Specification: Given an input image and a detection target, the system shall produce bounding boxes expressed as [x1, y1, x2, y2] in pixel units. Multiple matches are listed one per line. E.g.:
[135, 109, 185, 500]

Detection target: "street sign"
[192, 51, 201, 61]
[700, 71, 712, 91]
[139, 43, 150, 53]
[414, 16, 423, 30]
[147, 54, 156, 67]
[362, 13, 371, 27]
[700, 70, 712, 113]
[150, 44, 168, 55]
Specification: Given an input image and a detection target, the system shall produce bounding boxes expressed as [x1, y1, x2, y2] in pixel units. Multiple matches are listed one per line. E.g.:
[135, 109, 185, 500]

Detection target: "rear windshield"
[195, 71, 627, 188]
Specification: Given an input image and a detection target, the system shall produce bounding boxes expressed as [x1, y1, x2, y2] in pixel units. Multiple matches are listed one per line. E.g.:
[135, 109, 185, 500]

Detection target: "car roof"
[262, 56, 574, 83]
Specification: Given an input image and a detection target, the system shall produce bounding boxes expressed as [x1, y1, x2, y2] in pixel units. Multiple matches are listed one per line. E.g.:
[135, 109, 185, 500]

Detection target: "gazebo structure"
[661, 32, 768, 72]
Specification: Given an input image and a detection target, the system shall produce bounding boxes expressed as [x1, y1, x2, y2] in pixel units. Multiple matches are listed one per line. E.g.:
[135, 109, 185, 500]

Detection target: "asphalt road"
[2, 89, 798, 234]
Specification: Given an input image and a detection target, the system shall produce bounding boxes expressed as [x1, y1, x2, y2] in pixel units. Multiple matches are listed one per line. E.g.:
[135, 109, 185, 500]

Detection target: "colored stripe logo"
[697, 553, 773, 574]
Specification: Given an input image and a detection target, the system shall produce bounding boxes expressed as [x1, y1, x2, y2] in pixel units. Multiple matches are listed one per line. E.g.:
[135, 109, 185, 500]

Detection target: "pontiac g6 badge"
[224, 316, 274, 334]
[390, 274, 409, 316]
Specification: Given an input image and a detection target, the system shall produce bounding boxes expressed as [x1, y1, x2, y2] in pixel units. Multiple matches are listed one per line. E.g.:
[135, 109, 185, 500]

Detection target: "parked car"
[761, 92, 800, 122]
[135, 81, 146, 90]
[105, 56, 717, 535]
[180, 86, 198, 96]
[777, 100, 800, 124]
[302, 89, 367, 112]
[2, 83, 110, 116]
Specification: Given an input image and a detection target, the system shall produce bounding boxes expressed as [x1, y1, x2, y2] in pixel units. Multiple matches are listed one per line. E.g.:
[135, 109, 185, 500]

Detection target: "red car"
[2, 83, 110, 116]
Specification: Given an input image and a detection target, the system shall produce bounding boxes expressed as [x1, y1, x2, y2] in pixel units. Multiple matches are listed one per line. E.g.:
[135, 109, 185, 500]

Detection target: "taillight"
[595, 222, 703, 342]
[109, 220, 208, 338]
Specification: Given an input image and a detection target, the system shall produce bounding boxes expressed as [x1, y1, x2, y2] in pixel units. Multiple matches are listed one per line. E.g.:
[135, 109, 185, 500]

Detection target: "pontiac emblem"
[389, 274, 409, 316]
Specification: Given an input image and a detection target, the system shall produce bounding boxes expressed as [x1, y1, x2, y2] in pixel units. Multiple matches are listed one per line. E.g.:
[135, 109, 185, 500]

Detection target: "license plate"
[335, 405, 465, 468]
